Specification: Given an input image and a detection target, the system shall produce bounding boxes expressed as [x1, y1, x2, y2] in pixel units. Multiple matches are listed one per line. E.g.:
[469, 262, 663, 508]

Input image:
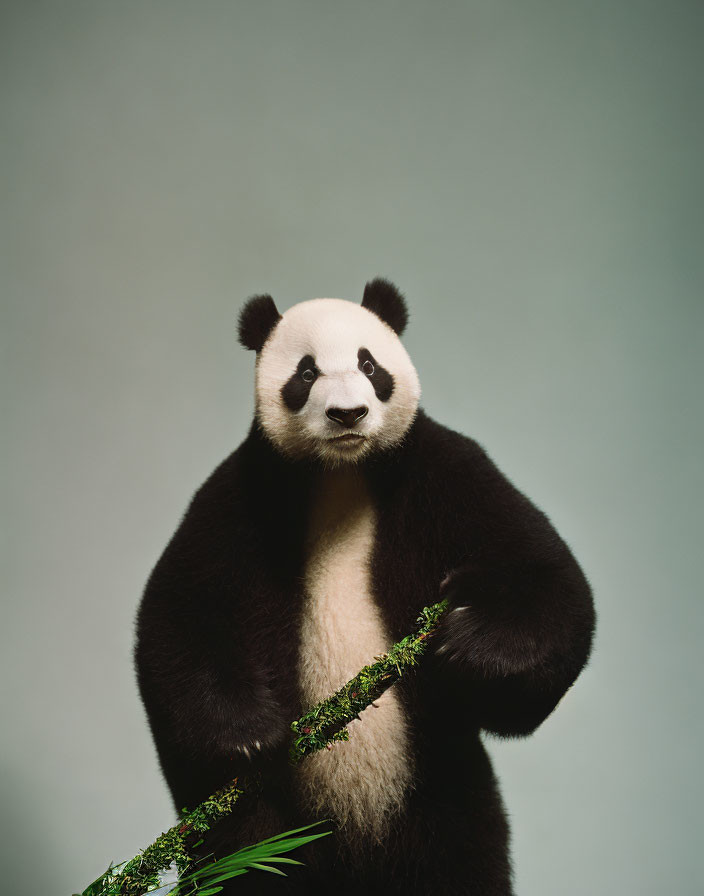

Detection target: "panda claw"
[254, 740, 262, 751]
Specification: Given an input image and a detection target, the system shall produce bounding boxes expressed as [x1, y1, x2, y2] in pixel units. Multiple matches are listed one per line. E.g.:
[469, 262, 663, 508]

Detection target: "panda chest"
[299, 487, 386, 696]
[296, 474, 413, 834]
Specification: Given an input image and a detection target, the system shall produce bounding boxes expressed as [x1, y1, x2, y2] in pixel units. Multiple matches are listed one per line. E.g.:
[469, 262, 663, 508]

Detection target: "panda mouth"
[328, 433, 367, 444]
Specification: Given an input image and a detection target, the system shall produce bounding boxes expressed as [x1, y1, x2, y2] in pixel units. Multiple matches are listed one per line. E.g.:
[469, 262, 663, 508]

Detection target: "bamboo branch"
[77, 599, 448, 896]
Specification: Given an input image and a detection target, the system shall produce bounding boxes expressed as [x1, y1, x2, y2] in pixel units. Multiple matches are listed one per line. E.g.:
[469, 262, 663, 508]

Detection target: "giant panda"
[135, 279, 595, 895]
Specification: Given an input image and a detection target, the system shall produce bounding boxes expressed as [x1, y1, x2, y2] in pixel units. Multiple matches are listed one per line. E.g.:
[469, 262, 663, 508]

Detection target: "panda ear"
[238, 294, 282, 352]
[361, 278, 408, 336]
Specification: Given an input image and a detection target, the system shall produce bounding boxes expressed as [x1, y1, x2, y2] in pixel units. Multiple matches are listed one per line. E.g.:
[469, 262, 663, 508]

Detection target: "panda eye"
[361, 359, 375, 376]
[301, 368, 316, 383]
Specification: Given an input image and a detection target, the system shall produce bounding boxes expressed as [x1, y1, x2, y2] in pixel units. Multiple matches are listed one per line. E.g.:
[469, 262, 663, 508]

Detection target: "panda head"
[238, 278, 421, 467]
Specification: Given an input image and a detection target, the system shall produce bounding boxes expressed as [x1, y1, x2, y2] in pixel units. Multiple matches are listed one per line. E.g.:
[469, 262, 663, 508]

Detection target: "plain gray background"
[2, 2, 702, 894]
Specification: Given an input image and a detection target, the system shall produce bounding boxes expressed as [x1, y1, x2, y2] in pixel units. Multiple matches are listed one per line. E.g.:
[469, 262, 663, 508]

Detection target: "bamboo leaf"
[232, 820, 328, 848]
[247, 862, 287, 876]
[252, 857, 303, 865]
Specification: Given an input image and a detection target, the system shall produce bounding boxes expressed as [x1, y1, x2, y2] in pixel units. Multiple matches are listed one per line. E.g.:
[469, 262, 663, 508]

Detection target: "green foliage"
[171, 823, 332, 894]
[77, 824, 329, 896]
[76, 600, 447, 895]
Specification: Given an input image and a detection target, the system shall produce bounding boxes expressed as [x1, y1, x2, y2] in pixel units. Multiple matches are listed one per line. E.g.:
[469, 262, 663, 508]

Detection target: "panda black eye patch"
[358, 348, 394, 402]
[281, 354, 319, 411]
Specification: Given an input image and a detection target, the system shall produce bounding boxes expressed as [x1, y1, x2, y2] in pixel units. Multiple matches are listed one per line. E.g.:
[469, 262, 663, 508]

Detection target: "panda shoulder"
[179, 422, 280, 520]
[145, 429, 267, 583]
[410, 409, 533, 513]
[411, 409, 493, 474]
[413, 410, 566, 556]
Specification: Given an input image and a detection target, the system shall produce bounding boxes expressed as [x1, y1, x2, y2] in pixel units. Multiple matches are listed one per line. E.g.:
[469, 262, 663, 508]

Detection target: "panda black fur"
[135, 279, 595, 895]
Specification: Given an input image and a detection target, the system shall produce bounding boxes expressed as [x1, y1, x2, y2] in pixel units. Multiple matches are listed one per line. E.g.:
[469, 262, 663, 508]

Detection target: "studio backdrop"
[1, 3, 702, 895]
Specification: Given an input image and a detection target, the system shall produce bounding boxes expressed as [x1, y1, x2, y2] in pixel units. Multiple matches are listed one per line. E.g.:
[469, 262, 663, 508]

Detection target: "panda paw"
[435, 568, 487, 666]
[435, 606, 470, 651]
[435, 604, 480, 664]
[226, 708, 291, 763]
[234, 740, 264, 760]
[435, 568, 540, 676]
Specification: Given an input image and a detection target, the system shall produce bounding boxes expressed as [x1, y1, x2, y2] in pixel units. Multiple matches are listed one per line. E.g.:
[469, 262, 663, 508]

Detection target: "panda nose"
[326, 406, 369, 428]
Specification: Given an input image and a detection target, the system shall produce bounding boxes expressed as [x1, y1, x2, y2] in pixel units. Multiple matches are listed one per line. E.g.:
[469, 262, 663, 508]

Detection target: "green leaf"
[252, 857, 303, 865]
[235, 821, 329, 847]
[193, 870, 249, 886]
[248, 862, 287, 876]
[171, 868, 247, 893]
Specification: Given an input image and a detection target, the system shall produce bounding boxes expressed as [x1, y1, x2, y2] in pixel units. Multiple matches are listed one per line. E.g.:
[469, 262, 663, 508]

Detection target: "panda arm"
[134, 462, 291, 765]
[135, 583, 288, 765]
[432, 434, 596, 738]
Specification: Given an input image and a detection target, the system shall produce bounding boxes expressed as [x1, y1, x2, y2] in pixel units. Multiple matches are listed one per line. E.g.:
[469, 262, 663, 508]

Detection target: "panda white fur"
[256, 296, 420, 837]
[135, 279, 595, 895]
